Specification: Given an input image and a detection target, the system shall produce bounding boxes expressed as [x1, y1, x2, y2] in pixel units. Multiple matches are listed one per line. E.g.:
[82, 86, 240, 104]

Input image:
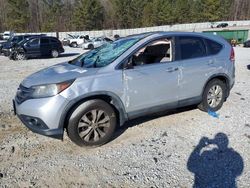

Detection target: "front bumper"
[17, 114, 64, 139]
[13, 94, 69, 140]
[2, 49, 10, 56]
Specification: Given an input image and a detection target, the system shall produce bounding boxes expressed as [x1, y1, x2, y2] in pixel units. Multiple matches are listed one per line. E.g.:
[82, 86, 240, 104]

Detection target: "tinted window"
[179, 36, 206, 60]
[12, 36, 19, 42]
[40, 38, 50, 44]
[206, 39, 223, 55]
[28, 38, 39, 46]
[50, 39, 59, 43]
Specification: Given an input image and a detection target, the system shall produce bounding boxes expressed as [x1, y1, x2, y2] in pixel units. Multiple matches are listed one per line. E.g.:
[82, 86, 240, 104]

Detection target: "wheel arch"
[59, 91, 128, 131]
[88, 44, 94, 49]
[202, 74, 230, 98]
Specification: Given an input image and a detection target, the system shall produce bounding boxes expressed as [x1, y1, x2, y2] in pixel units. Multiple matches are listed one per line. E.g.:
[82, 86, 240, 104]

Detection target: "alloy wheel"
[52, 50, 59, 58]
[77, 109, 111, 142]
[207, 85, 223, 108]
[16, 53, 25, 60]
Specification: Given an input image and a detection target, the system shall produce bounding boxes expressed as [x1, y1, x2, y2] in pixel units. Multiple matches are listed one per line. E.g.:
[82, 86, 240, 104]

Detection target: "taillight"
[230, 47, 235, 62]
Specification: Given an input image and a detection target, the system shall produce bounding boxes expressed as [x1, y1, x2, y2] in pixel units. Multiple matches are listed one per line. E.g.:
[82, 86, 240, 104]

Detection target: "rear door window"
[40, 38, 50, 45]
[205, 39, 223, 55]
[179, 36, 206, 60]
[28, 38, 39, 46]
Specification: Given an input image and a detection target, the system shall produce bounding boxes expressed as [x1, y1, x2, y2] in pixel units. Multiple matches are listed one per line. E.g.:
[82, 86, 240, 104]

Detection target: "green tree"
[73, 0, 104, 31]
[6, 0, 30, 32]
[142, 0, 174, 26]
[174, 0, 192, 23]
[199, 0, 221, 22]
[112, 0, 133, 28]
[41, 0, 64, 32]
[218, 0, 233, 20]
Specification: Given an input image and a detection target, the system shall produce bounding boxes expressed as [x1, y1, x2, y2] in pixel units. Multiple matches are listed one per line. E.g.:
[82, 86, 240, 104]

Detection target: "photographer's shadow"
[187, 133, 244, 188]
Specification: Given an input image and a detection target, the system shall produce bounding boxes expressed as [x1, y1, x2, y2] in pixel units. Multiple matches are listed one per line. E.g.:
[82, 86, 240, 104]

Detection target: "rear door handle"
[166, 67, 179, 73]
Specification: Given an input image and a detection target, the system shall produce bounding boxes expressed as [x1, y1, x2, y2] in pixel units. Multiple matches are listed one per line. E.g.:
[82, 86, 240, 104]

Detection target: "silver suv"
[13, 32, 235, 147]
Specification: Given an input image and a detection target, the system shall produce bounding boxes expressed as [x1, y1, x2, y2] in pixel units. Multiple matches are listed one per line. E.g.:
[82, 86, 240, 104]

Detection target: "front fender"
[58, 91, 128, 130]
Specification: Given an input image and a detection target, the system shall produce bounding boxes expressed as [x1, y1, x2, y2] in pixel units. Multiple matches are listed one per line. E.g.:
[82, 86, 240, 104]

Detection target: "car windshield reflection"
[69, 36, 144, 68]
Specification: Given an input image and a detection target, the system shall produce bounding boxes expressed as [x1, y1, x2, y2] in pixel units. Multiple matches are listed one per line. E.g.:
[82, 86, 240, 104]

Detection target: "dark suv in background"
[9, 36, 64, 60]
[1, 34, 44, 56]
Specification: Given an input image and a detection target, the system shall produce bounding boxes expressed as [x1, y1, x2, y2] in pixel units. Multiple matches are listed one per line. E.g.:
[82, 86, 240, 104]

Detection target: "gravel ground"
[0, 47, 250, 188]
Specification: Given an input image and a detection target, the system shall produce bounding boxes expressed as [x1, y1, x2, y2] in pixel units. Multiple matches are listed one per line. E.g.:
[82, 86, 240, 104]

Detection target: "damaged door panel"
[122, 37, 180, 115]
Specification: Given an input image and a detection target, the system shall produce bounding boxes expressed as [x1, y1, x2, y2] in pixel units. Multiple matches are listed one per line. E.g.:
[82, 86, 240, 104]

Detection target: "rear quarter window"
[179, 36, 206, 60]
[50, 39, 59, 44]
[205, 39, 223, 55]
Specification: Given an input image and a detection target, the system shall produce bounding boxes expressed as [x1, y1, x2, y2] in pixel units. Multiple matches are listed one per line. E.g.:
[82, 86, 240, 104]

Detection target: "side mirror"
[123, 56, 134, 70]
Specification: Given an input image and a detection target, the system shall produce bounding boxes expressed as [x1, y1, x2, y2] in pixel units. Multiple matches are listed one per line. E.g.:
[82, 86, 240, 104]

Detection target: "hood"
[21, 62, 98, 88]
[2, 42, 13, 49]
[0, 41, 7, 47]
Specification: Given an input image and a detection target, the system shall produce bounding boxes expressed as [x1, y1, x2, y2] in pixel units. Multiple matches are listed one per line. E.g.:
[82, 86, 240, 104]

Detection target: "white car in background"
[3, 31, 14, 40]
[69, 35, 90, 48]
[82, 37, 113, 50]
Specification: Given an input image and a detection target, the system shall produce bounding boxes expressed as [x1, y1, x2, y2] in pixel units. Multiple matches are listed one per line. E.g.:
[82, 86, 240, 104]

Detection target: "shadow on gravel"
[187, 133, 244, 188]
[25, 53, 80, 60]
[247, 64, 250, 70]
[112, 105, 197, 142]
[59, 53, 80, 58]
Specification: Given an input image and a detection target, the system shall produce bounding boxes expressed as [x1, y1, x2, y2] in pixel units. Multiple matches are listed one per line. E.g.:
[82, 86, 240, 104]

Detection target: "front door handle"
[166, 67, 179, 73]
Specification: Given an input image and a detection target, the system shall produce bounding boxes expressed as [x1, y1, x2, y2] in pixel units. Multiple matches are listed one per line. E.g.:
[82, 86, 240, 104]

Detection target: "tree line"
[0, 0, 250, 33]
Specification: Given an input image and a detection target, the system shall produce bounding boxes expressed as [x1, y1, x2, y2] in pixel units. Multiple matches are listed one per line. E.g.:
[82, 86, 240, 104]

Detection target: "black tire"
[88, 44, 94, 50]
[67, 99, 117, 147]
[198, 79, 227, 112]
[71, 42, 77, 48]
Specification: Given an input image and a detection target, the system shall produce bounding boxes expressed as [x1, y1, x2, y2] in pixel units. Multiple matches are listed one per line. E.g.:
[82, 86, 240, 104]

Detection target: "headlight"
[30, 80, 74, 98]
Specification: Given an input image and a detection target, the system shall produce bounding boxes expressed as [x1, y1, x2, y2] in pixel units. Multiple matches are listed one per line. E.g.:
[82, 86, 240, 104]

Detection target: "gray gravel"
[0, 47, 250, 188]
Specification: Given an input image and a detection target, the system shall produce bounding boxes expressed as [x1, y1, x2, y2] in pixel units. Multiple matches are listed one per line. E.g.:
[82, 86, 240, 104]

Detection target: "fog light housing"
[20, 115, 48, 129]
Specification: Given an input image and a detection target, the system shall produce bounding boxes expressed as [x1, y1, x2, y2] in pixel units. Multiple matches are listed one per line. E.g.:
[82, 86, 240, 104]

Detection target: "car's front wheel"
[198, 79, 226, 112]
[67, 99, 117, 147]
[15, 52, 26, 60]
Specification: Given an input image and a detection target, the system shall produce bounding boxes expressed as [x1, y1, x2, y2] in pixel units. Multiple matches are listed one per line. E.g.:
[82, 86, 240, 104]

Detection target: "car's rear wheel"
[198, 79, 226, 112]
[15, 53, 26, 60]
[67, 99, 117, 147]
[88, 44, 94, 50]
[51, 50, 59, 58]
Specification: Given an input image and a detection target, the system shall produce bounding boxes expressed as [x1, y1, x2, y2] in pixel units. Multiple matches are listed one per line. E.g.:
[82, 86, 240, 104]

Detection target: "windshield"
[7, 36, 14, 42]
[18, 37, 34, 45]
[10, 36, 22, 43]
[69, 36, 143, 68]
